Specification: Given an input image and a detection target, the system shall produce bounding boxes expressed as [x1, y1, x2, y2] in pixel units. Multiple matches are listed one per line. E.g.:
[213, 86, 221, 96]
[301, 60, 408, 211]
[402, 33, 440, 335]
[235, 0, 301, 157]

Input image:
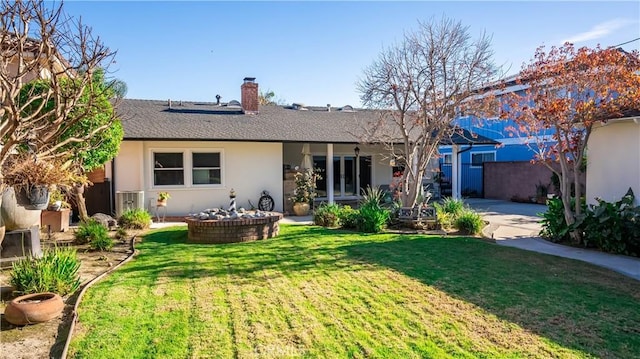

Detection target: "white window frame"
[152, 150, 185, 188]
[470, 151, 496, 168]
[150, 148, 224, 189]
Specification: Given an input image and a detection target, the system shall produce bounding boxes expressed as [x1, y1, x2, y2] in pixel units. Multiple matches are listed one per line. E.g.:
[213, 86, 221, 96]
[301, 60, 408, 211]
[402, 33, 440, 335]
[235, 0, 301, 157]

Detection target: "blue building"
[438, 81, 556, 197]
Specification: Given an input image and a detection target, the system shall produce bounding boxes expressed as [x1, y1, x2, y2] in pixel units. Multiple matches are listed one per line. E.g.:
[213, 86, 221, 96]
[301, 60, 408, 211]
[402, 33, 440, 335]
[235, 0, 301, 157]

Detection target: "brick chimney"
[241, 77, 258, 114]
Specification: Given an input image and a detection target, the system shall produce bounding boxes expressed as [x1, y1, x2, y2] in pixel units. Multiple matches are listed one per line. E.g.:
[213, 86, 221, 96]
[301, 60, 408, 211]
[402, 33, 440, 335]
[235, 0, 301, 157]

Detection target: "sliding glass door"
[314, 155, 371, 198]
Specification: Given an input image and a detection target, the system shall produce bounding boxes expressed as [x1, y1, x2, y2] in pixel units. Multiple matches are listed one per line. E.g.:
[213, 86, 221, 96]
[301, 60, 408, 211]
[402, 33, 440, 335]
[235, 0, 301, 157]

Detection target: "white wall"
[114, 141, 283, 215]
[587, 120, 640, 205]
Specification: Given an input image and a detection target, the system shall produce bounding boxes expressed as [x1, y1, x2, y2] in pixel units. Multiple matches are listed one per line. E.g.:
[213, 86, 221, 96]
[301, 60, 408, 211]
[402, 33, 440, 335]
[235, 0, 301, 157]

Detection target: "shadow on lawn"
[117, 226, 365, 281]
[119, 226, 640, 358]
[341, 235, 640, 358]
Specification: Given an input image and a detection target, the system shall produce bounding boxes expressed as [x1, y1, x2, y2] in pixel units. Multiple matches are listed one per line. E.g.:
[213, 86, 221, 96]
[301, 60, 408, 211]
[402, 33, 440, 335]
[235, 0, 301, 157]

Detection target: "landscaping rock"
[91, 213, 117, 229]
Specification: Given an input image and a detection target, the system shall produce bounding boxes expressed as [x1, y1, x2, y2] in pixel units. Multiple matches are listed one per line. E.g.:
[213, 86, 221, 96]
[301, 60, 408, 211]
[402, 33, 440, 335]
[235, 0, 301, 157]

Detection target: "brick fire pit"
[185, 213, 283, 244]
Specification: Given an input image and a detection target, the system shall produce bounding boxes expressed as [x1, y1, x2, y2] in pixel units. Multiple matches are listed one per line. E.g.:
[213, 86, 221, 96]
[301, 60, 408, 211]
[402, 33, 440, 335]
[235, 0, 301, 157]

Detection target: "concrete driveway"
[464, 198, 640, 281]
[464, 198, 546, 239]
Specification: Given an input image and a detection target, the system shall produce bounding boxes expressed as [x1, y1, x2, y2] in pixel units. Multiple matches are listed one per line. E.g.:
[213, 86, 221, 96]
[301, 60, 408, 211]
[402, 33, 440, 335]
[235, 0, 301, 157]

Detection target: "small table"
[155, 204, 167, 223]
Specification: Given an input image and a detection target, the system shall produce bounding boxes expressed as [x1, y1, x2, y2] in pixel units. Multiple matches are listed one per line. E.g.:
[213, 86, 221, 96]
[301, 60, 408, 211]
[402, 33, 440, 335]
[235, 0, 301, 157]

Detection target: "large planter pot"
[292, 202, 310, 216]
[157, 200, 167, 207]
[25, 185, 50, 210]
[41, 209, 71, 232]
[1, 187, 41, 231]
[4, 292, 64, 326]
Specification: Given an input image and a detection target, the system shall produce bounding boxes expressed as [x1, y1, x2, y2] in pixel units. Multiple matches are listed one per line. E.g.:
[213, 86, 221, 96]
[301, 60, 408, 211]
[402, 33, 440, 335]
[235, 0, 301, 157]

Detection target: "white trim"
[470, 151, 496, 168]
[149, 147, 225, 189]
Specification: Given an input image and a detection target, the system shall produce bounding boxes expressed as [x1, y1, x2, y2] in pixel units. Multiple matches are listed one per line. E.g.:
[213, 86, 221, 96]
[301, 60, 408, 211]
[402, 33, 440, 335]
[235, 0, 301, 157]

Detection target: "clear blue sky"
[64, 1, 640, 107]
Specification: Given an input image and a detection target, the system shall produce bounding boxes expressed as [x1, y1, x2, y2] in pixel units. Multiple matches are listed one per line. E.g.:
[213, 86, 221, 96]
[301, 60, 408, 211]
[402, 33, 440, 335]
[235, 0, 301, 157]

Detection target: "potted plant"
[157, 192, 170, 207]
[288, 168, 320, 216]
[41, 189, 72, 232]
[2, 155, 84, 211]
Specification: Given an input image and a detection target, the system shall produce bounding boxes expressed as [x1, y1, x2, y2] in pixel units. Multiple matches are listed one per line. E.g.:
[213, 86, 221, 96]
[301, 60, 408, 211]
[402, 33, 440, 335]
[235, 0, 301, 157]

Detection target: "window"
[154, 152, 184, 186]
[442, 154, 452, 165]
[192, 152, 221, 185]
[471, 152, 495, 167]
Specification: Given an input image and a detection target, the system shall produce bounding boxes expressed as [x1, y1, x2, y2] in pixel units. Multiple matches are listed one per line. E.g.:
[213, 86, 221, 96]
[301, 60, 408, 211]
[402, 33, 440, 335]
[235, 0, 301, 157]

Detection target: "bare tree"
[358, 17, 497, 207]
[0, 0, 116, 180]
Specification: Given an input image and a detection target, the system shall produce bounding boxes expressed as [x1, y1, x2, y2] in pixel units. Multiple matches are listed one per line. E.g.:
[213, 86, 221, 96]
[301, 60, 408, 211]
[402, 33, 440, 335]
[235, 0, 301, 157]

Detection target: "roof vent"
[292, 103, 308, 111]
[215, 94, 221, 106]
[243, 77, 256, 84]
[228, 100, 241, 108]
[340, 105, 354, 112]
[168, 99, 172, 109]
[327, 104, 331, 112]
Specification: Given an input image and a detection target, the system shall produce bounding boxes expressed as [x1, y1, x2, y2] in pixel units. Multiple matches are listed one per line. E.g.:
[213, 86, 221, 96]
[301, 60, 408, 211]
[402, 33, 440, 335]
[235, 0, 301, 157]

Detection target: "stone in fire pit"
[185, 208, 283, 244]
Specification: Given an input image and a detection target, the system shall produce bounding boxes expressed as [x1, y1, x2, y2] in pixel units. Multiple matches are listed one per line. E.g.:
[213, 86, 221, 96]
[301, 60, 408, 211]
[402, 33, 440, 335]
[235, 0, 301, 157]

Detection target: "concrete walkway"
[465, 198, 640, 281]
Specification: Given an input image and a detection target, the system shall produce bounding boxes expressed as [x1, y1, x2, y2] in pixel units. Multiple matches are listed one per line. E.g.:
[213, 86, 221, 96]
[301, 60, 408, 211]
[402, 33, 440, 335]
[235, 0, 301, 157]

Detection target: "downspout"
[110, 158, 116, 216]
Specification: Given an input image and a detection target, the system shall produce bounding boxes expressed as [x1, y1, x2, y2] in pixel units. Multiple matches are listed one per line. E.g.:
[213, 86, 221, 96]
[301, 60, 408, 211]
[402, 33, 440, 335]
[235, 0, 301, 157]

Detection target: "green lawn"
[70, 225, 640, 358]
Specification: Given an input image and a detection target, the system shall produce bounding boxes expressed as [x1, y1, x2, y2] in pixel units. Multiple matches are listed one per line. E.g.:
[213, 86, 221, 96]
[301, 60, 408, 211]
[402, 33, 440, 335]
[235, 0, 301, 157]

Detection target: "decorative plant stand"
[397, 206, 438, 229]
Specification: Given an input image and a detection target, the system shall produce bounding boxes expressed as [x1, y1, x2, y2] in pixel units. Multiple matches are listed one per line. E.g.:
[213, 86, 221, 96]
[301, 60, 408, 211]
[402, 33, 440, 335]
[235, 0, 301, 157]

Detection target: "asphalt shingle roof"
[118, 99, 498, 145]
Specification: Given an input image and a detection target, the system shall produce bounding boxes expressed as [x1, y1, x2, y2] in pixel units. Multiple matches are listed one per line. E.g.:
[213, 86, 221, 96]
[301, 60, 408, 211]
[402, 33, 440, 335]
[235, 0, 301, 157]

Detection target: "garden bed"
[0, 227, 142, 359]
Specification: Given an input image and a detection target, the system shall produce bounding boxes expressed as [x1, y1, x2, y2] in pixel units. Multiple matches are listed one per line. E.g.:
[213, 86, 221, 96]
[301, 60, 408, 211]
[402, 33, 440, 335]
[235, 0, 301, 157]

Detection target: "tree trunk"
[558, 158, 580, 244]
[74, 185, 90, 222]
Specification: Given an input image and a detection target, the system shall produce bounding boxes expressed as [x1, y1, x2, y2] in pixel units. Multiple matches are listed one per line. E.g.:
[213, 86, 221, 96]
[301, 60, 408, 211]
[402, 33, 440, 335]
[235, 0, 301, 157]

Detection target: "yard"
[69, 225, 640, 358]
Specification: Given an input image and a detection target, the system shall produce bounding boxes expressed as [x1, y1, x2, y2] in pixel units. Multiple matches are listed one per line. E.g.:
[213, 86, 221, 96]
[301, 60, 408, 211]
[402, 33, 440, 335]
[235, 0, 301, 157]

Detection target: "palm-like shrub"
[118, 208, 152, 229]
[10, 247, 81, 296]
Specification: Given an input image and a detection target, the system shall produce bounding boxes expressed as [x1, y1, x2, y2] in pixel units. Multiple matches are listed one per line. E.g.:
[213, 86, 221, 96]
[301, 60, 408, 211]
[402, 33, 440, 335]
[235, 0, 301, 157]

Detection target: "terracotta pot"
[157, 200, 167, 207]
[292, 202, 310, 216]
[4, 292, 64, 326]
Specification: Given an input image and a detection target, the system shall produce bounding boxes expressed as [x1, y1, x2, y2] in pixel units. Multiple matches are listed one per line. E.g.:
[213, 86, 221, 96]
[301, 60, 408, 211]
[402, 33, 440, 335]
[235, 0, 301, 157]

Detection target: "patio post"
[452, 144, 460, 199]
[327, 143, 334, 204]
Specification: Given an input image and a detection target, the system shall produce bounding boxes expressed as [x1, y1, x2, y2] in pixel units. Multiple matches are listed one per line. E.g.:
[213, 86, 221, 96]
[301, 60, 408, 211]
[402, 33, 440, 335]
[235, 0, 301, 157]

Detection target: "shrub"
[360, 185, 385, 208]
[358, 203, 390, 233]
[433, 202, 454, 230]
[10, 247, 81, 296]
[540, 197, 585, 243]
[439, 197, 465, 217]
[118, 208, 152, 229]
[338, 205, 359, 229]
[577, 188, 640, 256]
[115, 227, 128, 240]
[75, 219, 109, 245]
[355, 186, 390, 233]
[90, 233, 114, 251]
[313, 203, 342, 227]
[454, 210, 485, 235]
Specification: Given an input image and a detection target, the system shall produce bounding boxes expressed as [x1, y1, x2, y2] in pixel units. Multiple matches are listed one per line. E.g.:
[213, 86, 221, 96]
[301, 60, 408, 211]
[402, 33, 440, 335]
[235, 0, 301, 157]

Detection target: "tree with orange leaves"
[501, 43, 640, 243]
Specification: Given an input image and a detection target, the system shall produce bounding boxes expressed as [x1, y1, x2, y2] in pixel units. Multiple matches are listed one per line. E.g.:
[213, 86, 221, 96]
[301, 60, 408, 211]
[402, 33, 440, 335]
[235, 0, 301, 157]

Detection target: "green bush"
[90, 233, 115, 251]
[338, 205, 359, 229]
[540, 197, 585, 243]
[115, 227, 128, 240]
[360, 185, 386, 208]
[358, 203, 390, 233]
[10, 247, 81, 296]
[118, 208, 152, 230]
[577, 188, 640, 256]
[355, 186, 390, 233]
[313, 203, 342, 227]
[439, 197, 465, 217]
[454, 210, 485, 235]
[75, 219, 109, 245]
[433, 202, 454, 230]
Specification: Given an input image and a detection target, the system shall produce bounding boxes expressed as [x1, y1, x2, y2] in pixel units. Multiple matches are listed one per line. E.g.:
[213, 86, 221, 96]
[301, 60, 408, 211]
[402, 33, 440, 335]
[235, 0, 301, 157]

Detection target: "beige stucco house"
[110, 78, 495, 216]
[586, 112, 640, 206]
